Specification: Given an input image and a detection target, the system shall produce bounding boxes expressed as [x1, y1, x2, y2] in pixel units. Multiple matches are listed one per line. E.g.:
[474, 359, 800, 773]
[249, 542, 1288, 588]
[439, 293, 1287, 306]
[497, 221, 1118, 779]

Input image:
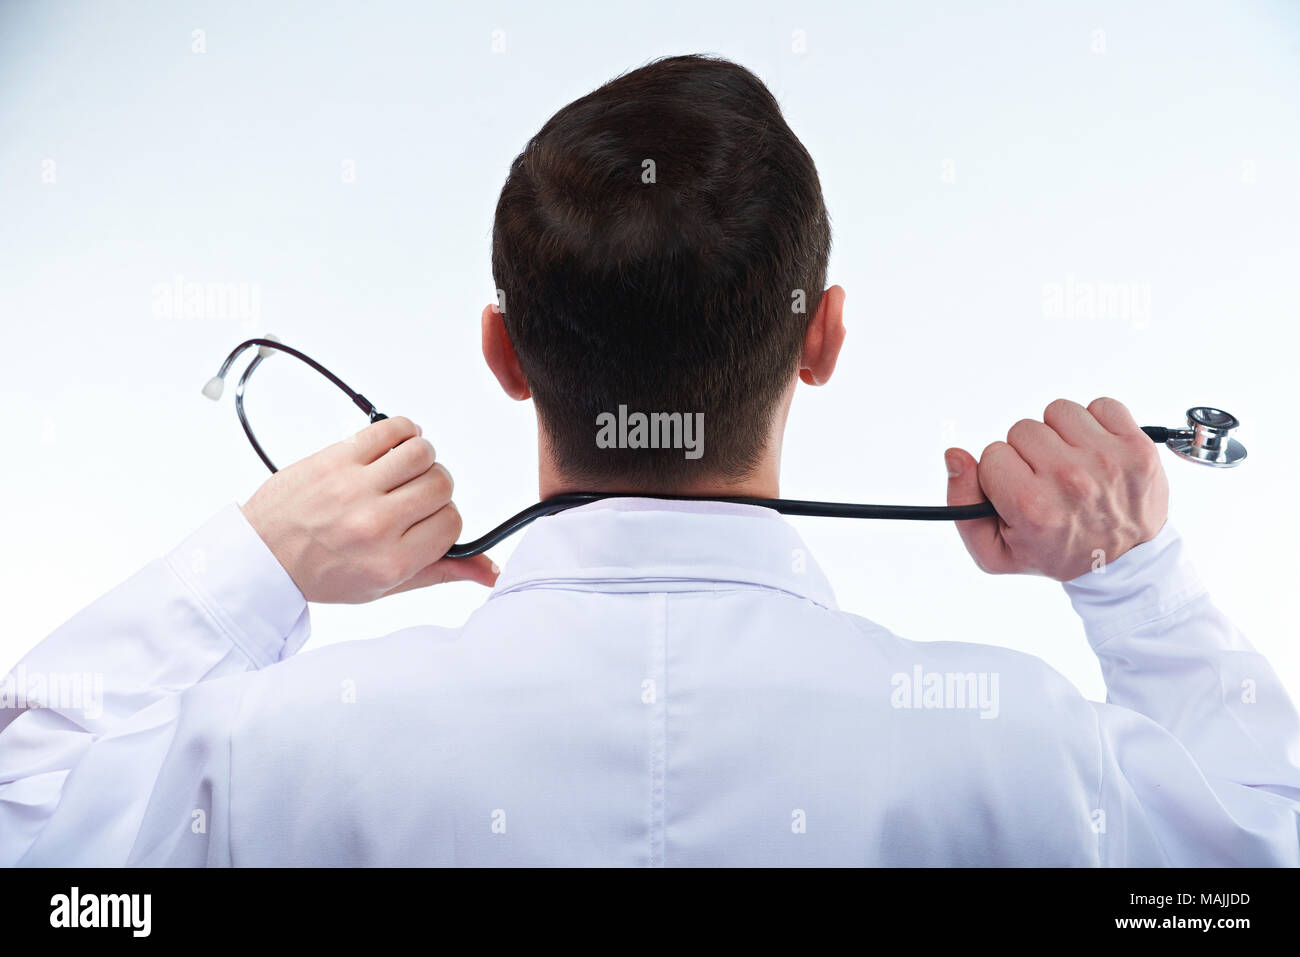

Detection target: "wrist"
[1061, 521, 1206, 648]
[168, 504, 311, 665]
[239, 497, 309, 598]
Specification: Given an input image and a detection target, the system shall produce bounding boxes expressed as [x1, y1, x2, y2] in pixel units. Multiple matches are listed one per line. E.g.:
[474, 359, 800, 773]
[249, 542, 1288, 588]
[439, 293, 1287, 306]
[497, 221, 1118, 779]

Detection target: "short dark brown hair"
[491, 54, 831, 487]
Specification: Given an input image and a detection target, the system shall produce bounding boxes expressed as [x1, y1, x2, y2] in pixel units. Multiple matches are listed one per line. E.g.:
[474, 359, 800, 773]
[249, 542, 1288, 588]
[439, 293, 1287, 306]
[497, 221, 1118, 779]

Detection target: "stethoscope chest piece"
[1165, 407, 1247, 468]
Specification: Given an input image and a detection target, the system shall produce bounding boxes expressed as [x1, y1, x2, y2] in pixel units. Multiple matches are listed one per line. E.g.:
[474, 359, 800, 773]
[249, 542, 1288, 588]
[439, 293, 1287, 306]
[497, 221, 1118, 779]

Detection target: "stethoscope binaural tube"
[203, 338, 1247, 559]
[202, 336, 388, 473]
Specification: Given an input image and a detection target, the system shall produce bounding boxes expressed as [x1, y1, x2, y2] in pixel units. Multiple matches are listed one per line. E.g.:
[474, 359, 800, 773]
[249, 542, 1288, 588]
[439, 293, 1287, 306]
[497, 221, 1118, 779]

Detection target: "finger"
[1005, 418, 1070, 474]
[1042, 398, 1108, 448]
[946, 446, 1013, 574]
[398, 501, 464, 570]
[348, 416, 422, 465]
[976, 440, 1037, 528]
[387, 462, 455, 530]
[382, 553, 500, 595]
[1086, 396, 1142, 438]
[369, 437, 437, 493]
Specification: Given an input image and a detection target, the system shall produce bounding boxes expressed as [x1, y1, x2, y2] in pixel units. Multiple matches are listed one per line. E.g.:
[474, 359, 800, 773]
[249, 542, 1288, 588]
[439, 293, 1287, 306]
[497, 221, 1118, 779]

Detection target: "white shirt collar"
[488, 496, 838, 610]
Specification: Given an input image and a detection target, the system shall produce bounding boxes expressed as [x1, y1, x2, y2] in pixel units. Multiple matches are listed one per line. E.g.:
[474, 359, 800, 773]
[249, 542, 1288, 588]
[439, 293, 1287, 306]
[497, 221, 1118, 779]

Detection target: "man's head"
[484, 54, 845, 493]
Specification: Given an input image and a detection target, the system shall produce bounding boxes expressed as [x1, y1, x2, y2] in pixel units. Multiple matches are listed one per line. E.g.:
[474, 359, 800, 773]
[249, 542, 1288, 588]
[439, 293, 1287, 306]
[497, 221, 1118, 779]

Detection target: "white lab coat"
[1, 497, 1297, 866]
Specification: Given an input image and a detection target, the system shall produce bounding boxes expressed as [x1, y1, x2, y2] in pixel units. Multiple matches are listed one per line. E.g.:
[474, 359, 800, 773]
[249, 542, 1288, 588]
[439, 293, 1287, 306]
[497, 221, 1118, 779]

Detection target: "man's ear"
[481, 302, 531, 400]
[799, 285, 847, 386]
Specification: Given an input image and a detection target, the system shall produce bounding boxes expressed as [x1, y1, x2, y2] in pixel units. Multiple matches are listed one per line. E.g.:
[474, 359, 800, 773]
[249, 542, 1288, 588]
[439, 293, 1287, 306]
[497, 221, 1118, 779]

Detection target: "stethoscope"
[203, 337, 1247, 559]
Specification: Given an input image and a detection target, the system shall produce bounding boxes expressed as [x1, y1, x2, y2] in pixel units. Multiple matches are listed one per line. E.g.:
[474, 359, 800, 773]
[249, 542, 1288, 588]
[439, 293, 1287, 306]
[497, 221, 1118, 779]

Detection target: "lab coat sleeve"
[1062, 523, 1300, 864]
[0, 503, 309, 865]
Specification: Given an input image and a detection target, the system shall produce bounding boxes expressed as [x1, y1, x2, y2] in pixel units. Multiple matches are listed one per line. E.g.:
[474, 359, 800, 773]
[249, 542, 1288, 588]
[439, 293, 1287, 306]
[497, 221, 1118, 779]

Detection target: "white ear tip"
[201, 376, 224, 400]
[257, 333, 281, 359]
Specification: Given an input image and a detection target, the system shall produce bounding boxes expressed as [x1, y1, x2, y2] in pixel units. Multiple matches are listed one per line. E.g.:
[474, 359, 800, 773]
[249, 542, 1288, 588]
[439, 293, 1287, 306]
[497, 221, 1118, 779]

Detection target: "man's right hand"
[944, 397, 1169, 582]
[239, 416, 498, 603]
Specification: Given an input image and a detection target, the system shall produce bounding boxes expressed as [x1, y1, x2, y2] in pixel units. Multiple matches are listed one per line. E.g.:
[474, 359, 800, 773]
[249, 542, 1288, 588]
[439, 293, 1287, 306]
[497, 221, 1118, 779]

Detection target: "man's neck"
[534, 391, 791, 501]
[537, 439, 782, 501]
[539, 470, 780, 502]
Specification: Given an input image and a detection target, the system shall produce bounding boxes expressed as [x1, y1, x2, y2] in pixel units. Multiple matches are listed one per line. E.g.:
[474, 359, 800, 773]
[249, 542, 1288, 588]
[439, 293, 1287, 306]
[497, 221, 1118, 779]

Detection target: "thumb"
[382, 553, 501, 596]
[945, 447, 1010, 574]
[945, 447, 982, 507]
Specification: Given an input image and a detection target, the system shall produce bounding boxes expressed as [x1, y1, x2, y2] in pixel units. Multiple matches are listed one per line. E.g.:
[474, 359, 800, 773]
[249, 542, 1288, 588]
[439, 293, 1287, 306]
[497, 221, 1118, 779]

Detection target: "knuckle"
[345, 508, 385, 544]
[1093, 451, 1124, 480]
[441, 502, 464, 539]
[430, 462, 454, 499]
[1007, 418, 1039, 443]
[411, 438, 437, 469]
[1114, 443, 1159, 481]
[1088, 396, 1121, 416]
[1138, 444, 1162, 477]
[1044, 397, 1077, 419]
[1014, 488, 1054, 527]
[1053, 463, 1097, 497]
[1126, 430, 1159, 463]
[1015, 493, 1043, 525]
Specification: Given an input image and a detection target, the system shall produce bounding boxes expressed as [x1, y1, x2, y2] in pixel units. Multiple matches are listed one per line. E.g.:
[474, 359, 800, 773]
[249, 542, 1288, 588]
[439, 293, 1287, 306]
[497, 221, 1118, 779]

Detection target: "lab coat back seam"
[1088, 699, 1108, 866]
[224, 673, 255, 868]
[649, 592, 668, 868]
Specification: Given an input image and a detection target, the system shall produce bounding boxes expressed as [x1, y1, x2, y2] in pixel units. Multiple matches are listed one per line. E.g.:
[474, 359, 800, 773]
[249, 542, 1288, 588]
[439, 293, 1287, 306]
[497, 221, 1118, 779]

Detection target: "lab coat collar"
[489, 496, 839, 610]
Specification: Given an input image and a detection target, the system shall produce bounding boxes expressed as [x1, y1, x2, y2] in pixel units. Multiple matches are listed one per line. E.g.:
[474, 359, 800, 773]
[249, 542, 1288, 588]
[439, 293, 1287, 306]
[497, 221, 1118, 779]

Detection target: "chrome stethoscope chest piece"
[1164, 407, 1247, 468]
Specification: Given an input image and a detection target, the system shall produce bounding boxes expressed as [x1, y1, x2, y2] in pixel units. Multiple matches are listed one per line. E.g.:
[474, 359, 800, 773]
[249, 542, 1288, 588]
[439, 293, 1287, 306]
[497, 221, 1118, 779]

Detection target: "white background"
[2, 0, 1297, 703]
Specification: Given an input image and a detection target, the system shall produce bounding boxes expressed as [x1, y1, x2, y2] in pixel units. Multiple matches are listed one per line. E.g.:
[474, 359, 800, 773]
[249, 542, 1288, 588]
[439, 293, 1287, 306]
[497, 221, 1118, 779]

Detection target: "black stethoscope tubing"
[210, 338, 1166, 559]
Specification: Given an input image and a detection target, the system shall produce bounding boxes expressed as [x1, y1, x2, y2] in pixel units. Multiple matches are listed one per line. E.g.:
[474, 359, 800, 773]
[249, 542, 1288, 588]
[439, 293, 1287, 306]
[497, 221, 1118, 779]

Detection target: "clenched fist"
[945, 397, 1169, 581]
[239, 416, 498, 603]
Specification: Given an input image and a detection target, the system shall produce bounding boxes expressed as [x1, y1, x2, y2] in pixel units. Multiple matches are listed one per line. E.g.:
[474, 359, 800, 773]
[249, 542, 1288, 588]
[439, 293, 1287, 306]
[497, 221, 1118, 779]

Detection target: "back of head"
[492, 54, 831, 489]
